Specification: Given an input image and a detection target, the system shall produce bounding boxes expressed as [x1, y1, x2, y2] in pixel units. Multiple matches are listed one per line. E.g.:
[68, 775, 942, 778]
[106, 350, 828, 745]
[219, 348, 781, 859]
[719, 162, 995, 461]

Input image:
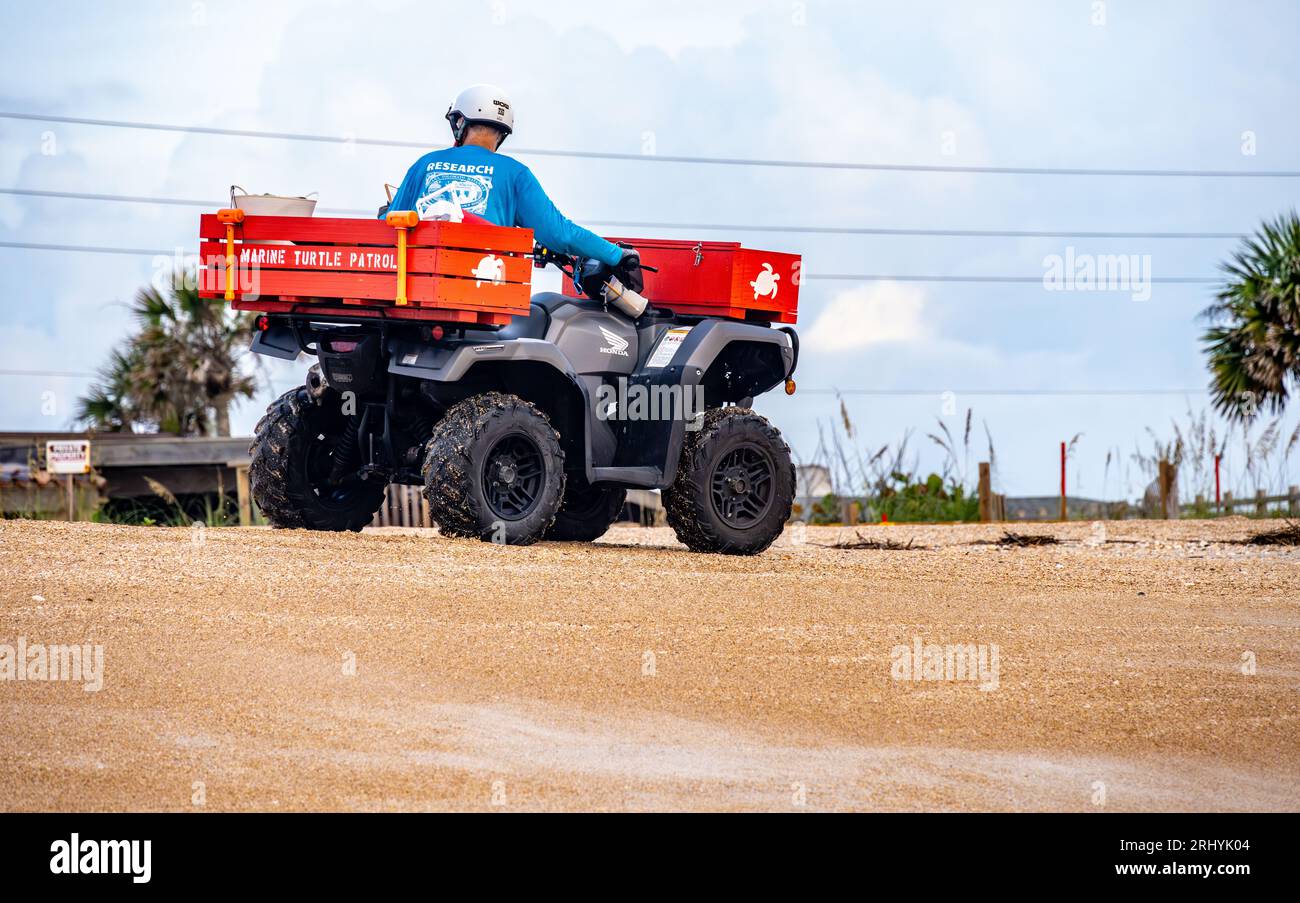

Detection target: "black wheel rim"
[304, 431, 364, 510]
[710, 443, 775, 529]
[482, 433, 546, 521]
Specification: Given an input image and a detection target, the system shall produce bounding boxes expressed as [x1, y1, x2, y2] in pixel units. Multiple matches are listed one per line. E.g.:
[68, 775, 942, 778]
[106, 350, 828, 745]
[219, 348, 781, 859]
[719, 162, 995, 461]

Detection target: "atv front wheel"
[249, 386, 387, 531]
[422, 392, 565, 545]
[664, 407, 795, 555]
[545, 482, 627, 542]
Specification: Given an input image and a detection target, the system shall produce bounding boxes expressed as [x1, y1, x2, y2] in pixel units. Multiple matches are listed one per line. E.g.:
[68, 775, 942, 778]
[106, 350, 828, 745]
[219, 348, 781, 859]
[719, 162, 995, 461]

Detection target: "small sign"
[647, 326, 692, 368]
[46, 440, 91, 474]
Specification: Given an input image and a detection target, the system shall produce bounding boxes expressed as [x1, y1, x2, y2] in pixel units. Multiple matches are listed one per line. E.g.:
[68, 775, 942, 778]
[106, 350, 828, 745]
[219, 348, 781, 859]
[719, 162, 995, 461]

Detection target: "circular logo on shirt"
[419, 172, 493, 216]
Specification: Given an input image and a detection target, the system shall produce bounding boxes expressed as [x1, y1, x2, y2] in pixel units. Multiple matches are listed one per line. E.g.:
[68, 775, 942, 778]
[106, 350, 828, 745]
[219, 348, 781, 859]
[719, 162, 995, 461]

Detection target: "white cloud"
[802, 281, 930, 351]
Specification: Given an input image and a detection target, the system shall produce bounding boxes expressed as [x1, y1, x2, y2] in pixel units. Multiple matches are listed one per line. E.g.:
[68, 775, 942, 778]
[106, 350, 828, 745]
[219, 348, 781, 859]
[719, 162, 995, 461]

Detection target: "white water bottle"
[601, 276, 649, 318]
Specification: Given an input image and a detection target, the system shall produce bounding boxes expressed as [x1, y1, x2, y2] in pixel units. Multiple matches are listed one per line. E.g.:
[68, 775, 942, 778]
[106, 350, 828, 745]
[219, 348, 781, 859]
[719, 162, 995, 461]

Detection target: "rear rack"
[197, 211, 535, 328]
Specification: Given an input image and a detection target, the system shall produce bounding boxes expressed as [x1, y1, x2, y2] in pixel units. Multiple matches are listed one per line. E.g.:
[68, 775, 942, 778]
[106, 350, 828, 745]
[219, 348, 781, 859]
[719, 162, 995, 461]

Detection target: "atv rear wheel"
[545, 482, 627, 542]
[664, 407, 795, 555]
[249, 386, 387, 531]
[422, 392, 565, 545]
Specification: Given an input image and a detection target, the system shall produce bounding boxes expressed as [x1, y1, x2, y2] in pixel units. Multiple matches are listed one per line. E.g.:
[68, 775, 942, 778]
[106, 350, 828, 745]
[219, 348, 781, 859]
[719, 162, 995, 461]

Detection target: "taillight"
[255, 315, 270, 331]
[328, 340, 359, 353]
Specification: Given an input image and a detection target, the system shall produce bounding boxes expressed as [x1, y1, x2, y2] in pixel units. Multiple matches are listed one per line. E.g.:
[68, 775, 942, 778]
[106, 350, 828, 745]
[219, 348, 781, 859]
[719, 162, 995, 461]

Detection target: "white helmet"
[446, 84, 514, 147]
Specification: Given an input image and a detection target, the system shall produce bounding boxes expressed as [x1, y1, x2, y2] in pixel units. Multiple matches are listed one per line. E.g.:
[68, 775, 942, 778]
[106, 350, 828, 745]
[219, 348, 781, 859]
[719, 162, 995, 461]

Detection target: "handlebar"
[531, 243, 658, 276]
[530, 243, 654, 319]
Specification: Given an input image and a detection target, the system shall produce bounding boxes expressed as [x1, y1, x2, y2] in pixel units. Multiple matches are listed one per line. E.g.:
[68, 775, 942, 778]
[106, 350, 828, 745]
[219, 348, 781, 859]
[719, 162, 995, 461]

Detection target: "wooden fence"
[369, 485, 662, 528]
[1216, 487, 1299, 517]
[372, 484, 432, 528]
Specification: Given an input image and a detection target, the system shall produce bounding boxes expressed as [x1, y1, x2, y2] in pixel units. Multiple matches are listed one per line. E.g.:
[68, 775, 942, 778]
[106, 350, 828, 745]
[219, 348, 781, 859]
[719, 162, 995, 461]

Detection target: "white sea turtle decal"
[472, 254, 506, 287]
[750, 262, 780, 300]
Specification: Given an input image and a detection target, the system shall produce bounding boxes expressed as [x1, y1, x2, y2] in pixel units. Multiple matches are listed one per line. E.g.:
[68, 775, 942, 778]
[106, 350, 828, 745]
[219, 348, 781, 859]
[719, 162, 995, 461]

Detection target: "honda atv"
[204, 211, 800, 554]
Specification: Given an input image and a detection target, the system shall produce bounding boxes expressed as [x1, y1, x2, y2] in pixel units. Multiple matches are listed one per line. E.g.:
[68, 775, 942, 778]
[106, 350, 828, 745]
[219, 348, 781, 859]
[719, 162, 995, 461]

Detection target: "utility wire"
[0, 369, 96, 378]
[4, 111, 1299, 177]
[796, 388, 1207, 396]
[0, 187, 1252, 239]
[0, 240, 1222, 283]
[0, 187, 370, 218]
[805, 273, 1219, 284]
[0, 369, 1207, 396]
[586, 219, 1249, 240]
[0, 240, 177, 257]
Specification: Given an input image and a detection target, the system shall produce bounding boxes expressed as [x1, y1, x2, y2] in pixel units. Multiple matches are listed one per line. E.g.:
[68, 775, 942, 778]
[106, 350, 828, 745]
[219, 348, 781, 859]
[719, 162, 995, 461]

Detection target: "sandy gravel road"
[1, 517, 1297, 811]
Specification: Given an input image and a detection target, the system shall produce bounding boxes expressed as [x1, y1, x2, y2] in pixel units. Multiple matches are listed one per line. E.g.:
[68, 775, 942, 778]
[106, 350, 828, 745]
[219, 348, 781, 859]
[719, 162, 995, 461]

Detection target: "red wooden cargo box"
[197, 212, 534, 327]
[563, 237, 800, 324]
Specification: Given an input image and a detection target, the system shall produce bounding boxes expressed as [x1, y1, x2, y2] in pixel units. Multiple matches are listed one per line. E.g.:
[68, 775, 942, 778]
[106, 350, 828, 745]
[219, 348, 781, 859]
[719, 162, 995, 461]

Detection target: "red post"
[1214, 454, 1222, 510]
[1059, 441, 1067, 521]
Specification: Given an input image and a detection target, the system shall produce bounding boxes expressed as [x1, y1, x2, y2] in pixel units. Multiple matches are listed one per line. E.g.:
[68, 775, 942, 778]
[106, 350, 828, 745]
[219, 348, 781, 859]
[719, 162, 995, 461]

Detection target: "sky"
[1, 0, 1298, 500]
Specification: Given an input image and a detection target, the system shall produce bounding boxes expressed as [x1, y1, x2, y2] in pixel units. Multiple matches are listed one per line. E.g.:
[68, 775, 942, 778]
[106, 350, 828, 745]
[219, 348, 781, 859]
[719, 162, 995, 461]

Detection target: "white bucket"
[231, 192, 317, 217]
[230, 186, 317, 245]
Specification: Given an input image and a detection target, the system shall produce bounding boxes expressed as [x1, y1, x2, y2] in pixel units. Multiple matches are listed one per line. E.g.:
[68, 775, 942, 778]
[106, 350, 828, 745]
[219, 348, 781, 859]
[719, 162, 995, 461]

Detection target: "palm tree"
[75, 347, 145, 432]
[1203, 211, 1300, 421]
[77, 275, 258, 436]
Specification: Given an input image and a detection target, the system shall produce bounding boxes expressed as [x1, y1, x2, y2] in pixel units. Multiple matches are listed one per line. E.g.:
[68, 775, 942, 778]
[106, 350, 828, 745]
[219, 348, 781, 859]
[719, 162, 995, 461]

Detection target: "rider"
[387, 84, 642, 291]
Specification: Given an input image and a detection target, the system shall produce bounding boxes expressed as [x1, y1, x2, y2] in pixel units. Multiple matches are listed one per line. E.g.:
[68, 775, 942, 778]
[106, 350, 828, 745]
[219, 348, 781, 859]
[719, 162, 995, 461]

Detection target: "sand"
[1, 517, 1296, 811]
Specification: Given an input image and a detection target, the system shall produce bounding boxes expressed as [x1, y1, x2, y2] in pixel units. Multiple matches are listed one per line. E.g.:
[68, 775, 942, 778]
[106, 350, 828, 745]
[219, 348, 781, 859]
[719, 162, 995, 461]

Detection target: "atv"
[223, 217, 800, 554]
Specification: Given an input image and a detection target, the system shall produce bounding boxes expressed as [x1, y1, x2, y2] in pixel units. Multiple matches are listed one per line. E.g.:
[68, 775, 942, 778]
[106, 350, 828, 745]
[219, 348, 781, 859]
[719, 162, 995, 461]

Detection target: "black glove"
[616, 247, 644, 294]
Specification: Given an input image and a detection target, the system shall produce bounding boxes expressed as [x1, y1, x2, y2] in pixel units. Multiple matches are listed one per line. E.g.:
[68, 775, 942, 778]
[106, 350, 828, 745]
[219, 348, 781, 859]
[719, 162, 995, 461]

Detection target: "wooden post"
[1157, 460, 1174, 520]
[978, 462, 992, 523]
[1059, 441, 1067, 522]
[235, 465, 252, 527]
[994, 493, 1006, 522]
[1224, 491, 1233, 514]
[1290, 485, 1298, 518]
[66, 475, 75, 522]
[1256, 488, 1267, 517]
[1214, 454, 1222, 512]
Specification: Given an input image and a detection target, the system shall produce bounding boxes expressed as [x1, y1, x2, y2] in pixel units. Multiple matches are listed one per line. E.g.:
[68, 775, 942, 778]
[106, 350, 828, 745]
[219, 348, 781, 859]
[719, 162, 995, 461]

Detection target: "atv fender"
[602, 320, 795, 487]
[251, 322, 302, 361]
[671, 320, 795, 389]
[387, 335, 611, 483]
[386, 336, 578, 383]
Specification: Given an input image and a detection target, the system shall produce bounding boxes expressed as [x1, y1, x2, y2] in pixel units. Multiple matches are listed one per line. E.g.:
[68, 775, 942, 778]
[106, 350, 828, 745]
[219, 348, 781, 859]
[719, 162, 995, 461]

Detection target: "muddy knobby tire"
[422, 392, 565, 546]
[249, 386, 386, 531]
[664, 407, 795, 555]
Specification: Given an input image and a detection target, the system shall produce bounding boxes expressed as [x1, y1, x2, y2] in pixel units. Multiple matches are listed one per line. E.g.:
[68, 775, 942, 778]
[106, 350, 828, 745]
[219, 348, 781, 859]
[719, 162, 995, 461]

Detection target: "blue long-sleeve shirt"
[386, 145, 623, 267]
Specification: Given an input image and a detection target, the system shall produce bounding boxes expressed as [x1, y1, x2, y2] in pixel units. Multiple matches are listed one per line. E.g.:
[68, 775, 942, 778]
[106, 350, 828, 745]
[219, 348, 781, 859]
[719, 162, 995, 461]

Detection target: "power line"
[0, 240, 1222, 283]
[797, 388, 1207, 396]
[0, 187, 1251, 239]
[587, 220, 1248, 240]
[0, 187, 369, 217]
[4, 111, 1299, 178]
[0, 368, 95, 378]
[0, 240, 176, 257]
[0, 368, 1207, 396]
[805, 273, 1218, 284]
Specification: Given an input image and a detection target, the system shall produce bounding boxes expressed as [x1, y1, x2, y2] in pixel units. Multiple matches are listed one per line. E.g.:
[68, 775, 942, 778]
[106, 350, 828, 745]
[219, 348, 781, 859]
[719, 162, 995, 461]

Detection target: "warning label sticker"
[646, 327, 691, 368]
